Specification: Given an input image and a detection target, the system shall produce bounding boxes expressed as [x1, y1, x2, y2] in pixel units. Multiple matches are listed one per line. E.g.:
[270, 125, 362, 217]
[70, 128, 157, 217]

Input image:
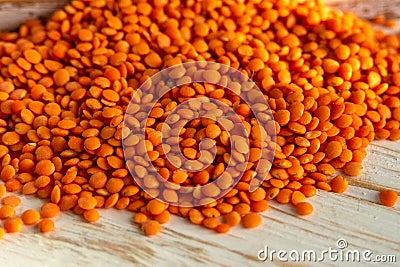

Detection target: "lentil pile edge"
[0, 0, 399, 236]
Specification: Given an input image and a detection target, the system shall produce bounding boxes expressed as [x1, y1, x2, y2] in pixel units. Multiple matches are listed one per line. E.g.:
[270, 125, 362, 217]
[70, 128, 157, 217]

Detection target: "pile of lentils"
[0, 0, 399, 237]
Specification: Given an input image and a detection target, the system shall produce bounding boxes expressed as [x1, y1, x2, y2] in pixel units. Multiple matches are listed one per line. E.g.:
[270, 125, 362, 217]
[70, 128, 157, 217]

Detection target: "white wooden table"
[0, 1, 399, 266]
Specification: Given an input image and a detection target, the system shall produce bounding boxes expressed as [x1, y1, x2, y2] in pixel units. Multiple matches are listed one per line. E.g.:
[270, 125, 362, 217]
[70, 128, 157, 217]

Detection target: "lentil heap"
[0, 0, 399, 236]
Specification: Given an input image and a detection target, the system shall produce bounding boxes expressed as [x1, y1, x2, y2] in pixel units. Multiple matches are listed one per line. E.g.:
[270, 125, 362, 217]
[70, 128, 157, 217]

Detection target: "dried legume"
[379, 190, 398, 207]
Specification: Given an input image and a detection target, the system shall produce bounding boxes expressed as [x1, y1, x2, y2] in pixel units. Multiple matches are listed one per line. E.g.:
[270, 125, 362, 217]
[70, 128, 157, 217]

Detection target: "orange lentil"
[154, 210, 170, 224]
[250, 200, 269, 212]
[295, 202, 313, 216]
[5, 179, 21, 192]
[234, 203, 251, 216]
[241, 213, 262, 229]
[205, 124, 221, 139]
[343, 162, 363, 176]
[83, 209, 100, 223]
[53, 69, 70, 87]
[322, 59, 339, 73]
[335, 45, 351, 60]
[0, 205, 15, 219]
[38, 218, 54, 233]
[21, 209, 40, 225]
[266, 188, 280, 200]
[2, 196, 21, 207]
[4, 217, 23, 233]
[24, 49, 42, 64]
[316, 182, 332, 191]
[147, 199, 166, 215]
[215, 223, 230, 233]
[2, 132, 20, 145]
[379, 190, 398, 207]
[142, 220, 162, 236]
[0, 185, 6, 197]
[78, 196, 98, 210]
[104, 193, 119, 209]
[224, 211, 241, 227]
[40, 203, 60, 218]
[133, 213, 147, 224]
[291, 191, 307, 205]
[35, 160, 55, 176]
[330, 175, 348, 194]
[188, 209, 204, 225]
[58, 195, 78, 211]
[317, 163, 335, 176]
[300, 185, 317, 198]
[325, 141, 342, 159]
[202, 218, 218, 229]
[276, 189, 293, 204]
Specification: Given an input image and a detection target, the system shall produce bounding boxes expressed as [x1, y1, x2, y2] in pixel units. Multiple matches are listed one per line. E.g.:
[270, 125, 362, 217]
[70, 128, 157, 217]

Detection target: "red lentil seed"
[295, 202, 314, 216]
[343, 162, 363, 176]
[38, 218, 55, 233]
[133, 213, 147, 224]
[4, 217, 23, 233]
[242, 213, 262, 229]
[215, 224, 230, 233]
[224, 211, 241, 227]
[142, 220, 161, 236]
[40, 203, 60, 218]
[21, 209, 41, 225]
[379, 190, 398, 207]
[2, 196, 21, 207]
[0, 205, 16, 219]
[83, 209, 100, 223]
[330, 176, 348, 194]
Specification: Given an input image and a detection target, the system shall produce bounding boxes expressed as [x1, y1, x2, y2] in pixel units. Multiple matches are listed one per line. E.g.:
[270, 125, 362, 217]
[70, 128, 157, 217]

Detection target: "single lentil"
[142, 220, 162, 236]
[241, 213, 262, 229]
[38, 218, 55, 233]
[4, 217, 23, 233]
[21, 209, 41, 225]
[295, 202, 314, 216]
[379, 190, 398, 207]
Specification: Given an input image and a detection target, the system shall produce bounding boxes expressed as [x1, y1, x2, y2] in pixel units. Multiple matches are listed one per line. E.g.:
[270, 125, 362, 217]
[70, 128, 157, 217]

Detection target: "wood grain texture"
[0, 1, 399, 267]
[326, 0, 400, 19]
[0, 0, 69, 31]
[0, 0, 399, 31]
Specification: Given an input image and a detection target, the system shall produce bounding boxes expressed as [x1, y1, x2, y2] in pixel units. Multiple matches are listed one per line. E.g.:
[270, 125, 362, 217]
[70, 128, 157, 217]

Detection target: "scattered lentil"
[379, 190, 398, 207]
[330, 176, 348, 194]
[4, 217, 23, 233]
[21, 209, 41, 225]
[241, 213, 262, 229]
[83, 209, 100, 223]
[2, 196, 21, 207]
[38, 218, 55, 233]
[295, 202, 314, 216]
[142, 220, 162, 236]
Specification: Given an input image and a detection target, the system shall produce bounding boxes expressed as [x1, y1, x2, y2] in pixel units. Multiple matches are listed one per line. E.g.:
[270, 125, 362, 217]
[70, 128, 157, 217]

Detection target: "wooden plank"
[0, 1, 68, 31]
